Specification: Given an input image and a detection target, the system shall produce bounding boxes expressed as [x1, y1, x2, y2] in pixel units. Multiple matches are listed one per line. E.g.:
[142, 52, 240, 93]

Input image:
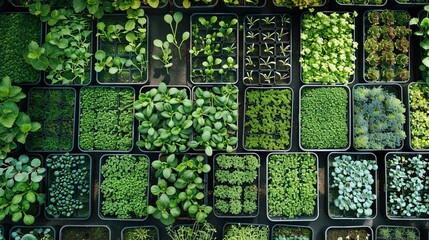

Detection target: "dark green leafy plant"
[0, 13, 41, 84]
[24, 0, 113, 19]
[223, 224, 269, 240]
[0, 77, 41, 159]
[113, 0, 167, 9]
[244, 88, 292, 150]
[268, 153, 317, 219]
[364, 10, 411, 82]
[329, 155, 378, 218]
[187, 85, 238, 156]
[353, 86, 406, 150]
[134, 82, 193, 153]
[26, 88, 75, 151]
[273, 0, 324, 8]
[377, 226, 419, 240]
[214, 154, 259, 216]
[79, 87, 134, 151]
[176, 0, 216, 8]
[300, 10, 357, 84]
[95, 9, 148, 83]
[147, 154, 212, 225]
[25, 9, 92, 85]
[100, 155, 149, 219]
[0, 155, 45, 225]
[386, 154, 429, 217]
[300, 87, 348, 149]
[409, 83, 429, 149]
[45, 153, 89, 219]
[10, 227, 53, 240]
[166, 222, 216, 240]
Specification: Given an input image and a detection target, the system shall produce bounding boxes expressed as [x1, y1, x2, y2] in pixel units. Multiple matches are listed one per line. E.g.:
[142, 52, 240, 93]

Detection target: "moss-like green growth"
[0, 13, 41, 84]
[245, 88, 292, 150]
[100, 155, 149, 219]
[300, 87, 349, 149]
[79, 87, 134, 151]
[26, 88, 75, 151]
[409, 83, 429, 149]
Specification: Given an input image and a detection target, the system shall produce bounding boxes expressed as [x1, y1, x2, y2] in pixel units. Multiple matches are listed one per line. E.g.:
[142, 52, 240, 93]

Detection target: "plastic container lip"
[352, 83, 405, 151]
[266, 152, 320, 221]
[384, 152, 429, 220]
[25, 87, 77, 153]
[190, 85, 239, 153]
[394, 0, 429, 4]
[299, 11, 357, 85]
[243, 14, 292, 86]
[271, 224, 314, 240]
[0, 11, 43, 85]
[59, 225, 112, 240]
[298, 85, 352, 152]
[407, 82, 429, 151]
[362, 10, 412, 83]
[212, 152, 261, 218]
[121, 226, 159, 240]
[44, 153, 92, 220]
[77, 86, 135, 152]
[95, 14, 149, 85]
[98, 154, 151, 221]
[242, 86, 294, 152]
[327, 152, 378, 220]
[136, 85, 192, 153]
[190, 13, 239, 85]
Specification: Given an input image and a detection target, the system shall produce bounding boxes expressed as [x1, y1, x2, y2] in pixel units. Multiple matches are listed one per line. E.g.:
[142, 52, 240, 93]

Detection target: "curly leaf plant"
[148, 154, 212, 225]
[134, 82, 193, 153]
[0, 77, 41, 159]
[187, 85, 239, 156]
[0, 155, 45, 225]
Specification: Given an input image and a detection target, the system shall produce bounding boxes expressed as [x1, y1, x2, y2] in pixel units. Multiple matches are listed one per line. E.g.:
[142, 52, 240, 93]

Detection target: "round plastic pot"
[59, 225, 111, 240]
[299, 85, 351, 151]
[375, 225, 420, 239]
[43, 19, 93, 86]
[335, 0, 387, 6]
[222, 223, 269, 239]
[300, 11, 356, 85]
[98, 154, 150, 221]
[243, 14, 292, 86]
[327, 152, 378, 220]
[136, 85, 191, 153]
[190, 85, 239, 153]
[10, 226, 56, 240]
[325, 226, 374, 240]
[190, 13, 239, 85]
[352, 83, 405, 151]
[273, 0, 326, 8]
[25, 87, 76, 153]
[362, 10, 411, 83]
[77, 86, 135, 152]
[243, 87, 293, 151]
[44, 153, 92, 220]
[0, 12, 43, 85]
[121, 226, 159, 240]
[271, 224, 314, 240]
[384, 152, 429, 220]
[212, 152, 260, 218]
[266, 152, 319, 221]
[96, 14, 149, 85]
[407, 82, 429, 151]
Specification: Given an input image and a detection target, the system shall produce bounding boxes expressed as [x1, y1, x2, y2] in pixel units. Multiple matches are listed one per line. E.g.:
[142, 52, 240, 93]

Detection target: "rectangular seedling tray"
[408, 82, 429, 151]
[376, 225, 420, 239]
[225, 0, 266, 7]
[272, 0, 326, 7]
[271, 224, 314, 240]
[10, 226, 56, 240]
[325, 226, 374, 240]
[121, 226, 159, 240]
[59, 225, 111, 240]
[327, 152, 378, 220]
[335, 0, 387, 6]
[243, 14, 291, 86]
[222, 223, 269, 239]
